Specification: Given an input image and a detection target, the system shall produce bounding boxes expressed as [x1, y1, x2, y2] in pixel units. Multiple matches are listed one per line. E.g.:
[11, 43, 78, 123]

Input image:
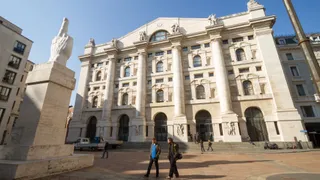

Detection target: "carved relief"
[208, 14, 218, 26]
[177, 124, 185, 136]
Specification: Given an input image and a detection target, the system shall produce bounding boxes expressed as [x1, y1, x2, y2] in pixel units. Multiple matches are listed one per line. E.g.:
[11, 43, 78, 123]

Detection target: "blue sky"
[1, 0, 319, 106]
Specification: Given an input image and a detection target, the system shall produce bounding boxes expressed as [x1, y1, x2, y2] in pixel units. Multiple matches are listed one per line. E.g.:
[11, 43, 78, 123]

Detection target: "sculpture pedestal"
[130, 117, 146, 142]
[221, 113, 242, 142]
[0, 62, 94, 180]
[173, 116, 188, 142]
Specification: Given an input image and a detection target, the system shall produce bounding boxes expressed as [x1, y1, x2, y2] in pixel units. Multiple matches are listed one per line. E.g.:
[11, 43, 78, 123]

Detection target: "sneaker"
[166, 176, 172, 179]
[144, 174, 149, 178]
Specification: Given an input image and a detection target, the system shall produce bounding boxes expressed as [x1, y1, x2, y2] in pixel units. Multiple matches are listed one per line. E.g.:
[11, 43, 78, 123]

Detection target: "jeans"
[101, 150, 108, 158]
[169, 157, 179, 177]
[146, 157, 159, 176]
[201, 146, 205, 152]
[207, 146, 213, 151]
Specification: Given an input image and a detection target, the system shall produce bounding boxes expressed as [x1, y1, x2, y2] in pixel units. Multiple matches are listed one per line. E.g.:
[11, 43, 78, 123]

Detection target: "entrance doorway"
[305, 123, 320, 148]
[86, 116, 97, 140]
[118, 115, 129, 141]
[245, 107, 269, 141]
[154, 113, 168, 141]
[195, 110, 213, 141]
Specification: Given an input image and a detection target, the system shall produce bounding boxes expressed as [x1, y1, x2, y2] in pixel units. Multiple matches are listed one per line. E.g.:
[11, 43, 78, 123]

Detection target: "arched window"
[236, 48, 246, 61]
[243, 80, 254, 95]
[96, 71, 102, 81]
[196, 85, 205, 99]
[193, 55, 202, 67]
[150, 31, 168, 42]
[122, 93, 128, 105]
[156, 61, 163, 73]
[92, 96, 98, 108]
[124, 66, 130, 77]
[156, 90, 164, 102]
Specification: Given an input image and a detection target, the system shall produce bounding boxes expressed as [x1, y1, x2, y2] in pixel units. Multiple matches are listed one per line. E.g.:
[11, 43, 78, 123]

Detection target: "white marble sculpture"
[247, 0, 261, 9]
[177, 124, 184, 136]
[208, 14, 218, 26]
[171, 23, 180, 34]
[228, 122, 236, 136]
[111, 38, 118, 49]
[88, 38, 95, 46]
[139, 31, 147, 41]
[48, 18, 73, 66]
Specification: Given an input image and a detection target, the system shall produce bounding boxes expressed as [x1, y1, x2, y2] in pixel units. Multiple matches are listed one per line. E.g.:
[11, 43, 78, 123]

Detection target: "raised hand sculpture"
[48, 18, 73, 66]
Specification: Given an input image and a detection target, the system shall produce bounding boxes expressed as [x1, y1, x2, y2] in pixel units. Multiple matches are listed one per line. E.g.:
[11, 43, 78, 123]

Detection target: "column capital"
[134, 41, 148, 50]
[171, 44, 182, 50]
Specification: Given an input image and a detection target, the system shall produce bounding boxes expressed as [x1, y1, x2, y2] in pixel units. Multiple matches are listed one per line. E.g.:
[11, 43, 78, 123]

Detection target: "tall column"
[211, 39, 233, 115]
[101, 54, 116, 140]
[206, 27, 241, 142]
[172, 45, 186, 117]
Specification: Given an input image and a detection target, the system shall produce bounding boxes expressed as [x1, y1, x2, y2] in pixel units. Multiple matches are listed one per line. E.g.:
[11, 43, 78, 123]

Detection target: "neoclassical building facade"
[67, 0, 312, 143]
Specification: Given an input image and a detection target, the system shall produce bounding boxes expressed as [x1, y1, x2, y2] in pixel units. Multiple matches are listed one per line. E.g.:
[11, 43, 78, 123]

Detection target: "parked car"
[74, 137, 123, 151]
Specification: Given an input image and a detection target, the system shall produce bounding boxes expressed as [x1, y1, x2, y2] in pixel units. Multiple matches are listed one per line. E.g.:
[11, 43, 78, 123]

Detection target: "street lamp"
[283, 0, 320, 102]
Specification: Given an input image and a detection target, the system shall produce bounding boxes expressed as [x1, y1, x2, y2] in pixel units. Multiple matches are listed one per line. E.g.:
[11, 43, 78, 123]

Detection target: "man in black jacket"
[101, 141, 109, 159]
[166, 137, 179, 179]
[144, 138, 161, 178]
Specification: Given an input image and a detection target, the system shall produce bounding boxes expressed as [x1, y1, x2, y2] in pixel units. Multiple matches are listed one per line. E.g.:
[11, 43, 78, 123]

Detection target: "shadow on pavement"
[178, 175, 226, 179]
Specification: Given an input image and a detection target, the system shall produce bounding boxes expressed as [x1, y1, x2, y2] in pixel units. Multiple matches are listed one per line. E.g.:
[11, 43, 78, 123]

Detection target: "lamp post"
[283, 0, 320, 102]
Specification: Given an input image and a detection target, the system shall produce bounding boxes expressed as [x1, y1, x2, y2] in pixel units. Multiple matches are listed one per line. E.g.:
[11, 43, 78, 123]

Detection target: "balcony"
[8, 61, 20, 69]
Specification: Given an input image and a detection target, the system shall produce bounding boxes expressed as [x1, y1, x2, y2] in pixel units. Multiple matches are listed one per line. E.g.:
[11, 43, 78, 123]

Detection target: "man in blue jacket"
[144, 137, 161, 178]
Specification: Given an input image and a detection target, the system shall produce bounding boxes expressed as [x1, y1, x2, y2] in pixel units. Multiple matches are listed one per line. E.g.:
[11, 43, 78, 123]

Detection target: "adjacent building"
[68, 0, 319, 146]
[0, 16, 33, 144]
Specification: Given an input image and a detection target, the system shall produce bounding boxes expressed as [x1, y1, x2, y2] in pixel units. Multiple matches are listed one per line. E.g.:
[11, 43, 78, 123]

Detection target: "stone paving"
[42, 151, 320, 180]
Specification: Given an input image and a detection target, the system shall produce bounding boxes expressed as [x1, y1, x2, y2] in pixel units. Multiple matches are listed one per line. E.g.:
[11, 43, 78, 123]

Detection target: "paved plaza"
[42, 150, 320, 180]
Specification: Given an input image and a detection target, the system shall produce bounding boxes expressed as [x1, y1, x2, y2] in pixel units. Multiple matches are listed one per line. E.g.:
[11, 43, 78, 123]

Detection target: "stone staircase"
[117, 141, 313, 153]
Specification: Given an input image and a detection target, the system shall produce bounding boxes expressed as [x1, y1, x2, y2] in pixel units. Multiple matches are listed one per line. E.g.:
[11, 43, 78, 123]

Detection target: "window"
[124, 57, 132, 62]
[278, 39, 286, 45]
[204, 43, 210, 48]
[12, 101, 15, 110]
[222, 40, 229, 44]
[148, 53, 153, 58]
[274, 122, 280, 135]
[209, 72, 214, 77]
[134, 56, 138, 60]
[196, 85, 205, 99]
[106, 61, 109, 65]
[146, 126, 148, 137]
[96, 71, 102, 81]
[91, 64, 95, 68]
[182, 47, 188, 52]
[228, 70, 234, 75]
[156, 90, 164, 102]
[103, 86, 105, 89]
[286, 53, 294, 60]
[97, 63, 103, 67]
[290, 66, 300, 76]
[185, 75, 190, 80]
[150, 31, 168, 42]
[16, 88, 20, 96]
[232, 37, 244, 43]
[133, 82, 137, 86]
[243, 80, 254, 95]
[115, 84, 119, 88]
[296, 84, 306, 96]
[93, 87, 99, 91]
[13, 41, 26, 54]
[193, 55, 202, 67]
[219, 123, 223, 135]
[301, 106, 315, 117]
[248, 35, 254, 40]
[29, 64, 33, 71]
[191, 45, 201, 50]
[194, 73, 203, 79]
[92, 96, 98, 108]
[155, 51, 164, 56]
[124, 66, 130, 77]
[117, 59, 121, 63]
[156, 61, 163, 72]
[0, 108, 5, 124]
[20, 75, 24, 82]
[122, 93, 128, 105]
[148, 80, 152, 85]
[168, 77, 172, 82]
[256, 66, 262, 71]
[167, 50, 172, 54]
[3, 70, 17, 84]
[122, 83, 129, 87]
[156, 78, 164, 83]
[239, 68, 249, 73]
[88, 87, 91, 92]
[8, 55, 22, 69]
[132, 96, 136, 104]
[236, 48, 246, 61]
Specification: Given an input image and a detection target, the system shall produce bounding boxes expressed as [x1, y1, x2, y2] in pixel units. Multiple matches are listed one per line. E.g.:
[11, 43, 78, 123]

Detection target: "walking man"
[101, 141, 109, 159]
[207, 140, 213, 152]
[144, 138, 161, 178]
[200, 139, 205, 153]
[167, 138, 180, 179]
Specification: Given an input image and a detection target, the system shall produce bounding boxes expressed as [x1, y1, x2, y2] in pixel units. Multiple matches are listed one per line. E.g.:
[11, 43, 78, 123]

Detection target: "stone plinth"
[0, 62, 94, 180]
[221, 113, 242, 142]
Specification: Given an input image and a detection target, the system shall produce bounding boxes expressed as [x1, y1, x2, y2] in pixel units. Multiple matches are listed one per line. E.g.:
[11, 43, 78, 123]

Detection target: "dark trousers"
[207, 146, 213, 151]
[201, 146, 205, 152]
[146, 157, 159, 176]
[101, 150, 108, 158]
[169, 157, 179, 177]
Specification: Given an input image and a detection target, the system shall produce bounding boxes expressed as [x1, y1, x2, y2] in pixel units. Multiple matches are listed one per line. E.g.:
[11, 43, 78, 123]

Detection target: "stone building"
[0, 16, 33, 144]
[276, 34, 320, 147]
[68, 0, 313, 144]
